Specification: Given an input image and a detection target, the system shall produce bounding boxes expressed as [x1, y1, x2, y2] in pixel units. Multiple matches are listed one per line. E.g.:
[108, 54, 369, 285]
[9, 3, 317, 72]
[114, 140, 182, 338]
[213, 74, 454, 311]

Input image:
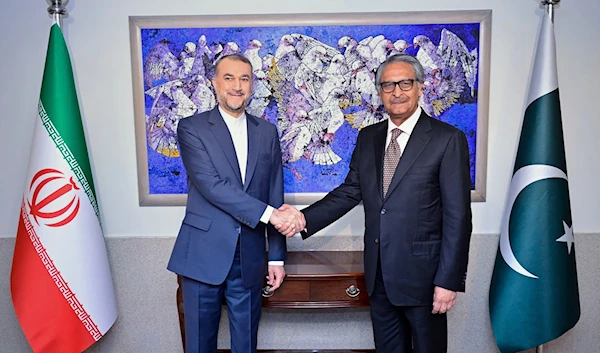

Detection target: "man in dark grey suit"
[282, 54, 472, 353]
[168, 54, 304, 353]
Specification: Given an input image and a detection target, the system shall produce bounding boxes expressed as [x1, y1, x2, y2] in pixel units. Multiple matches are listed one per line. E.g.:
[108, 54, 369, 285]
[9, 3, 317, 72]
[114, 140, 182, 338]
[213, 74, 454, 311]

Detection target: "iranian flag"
[10, 24, 118, 353]
[489, 13, 580, 353]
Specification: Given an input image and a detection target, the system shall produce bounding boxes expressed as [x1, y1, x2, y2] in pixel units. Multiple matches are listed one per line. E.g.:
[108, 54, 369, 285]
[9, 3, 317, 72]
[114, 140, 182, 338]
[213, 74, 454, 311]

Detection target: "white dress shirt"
[219, 107, 282, 265]
[385, 106, 422, 153]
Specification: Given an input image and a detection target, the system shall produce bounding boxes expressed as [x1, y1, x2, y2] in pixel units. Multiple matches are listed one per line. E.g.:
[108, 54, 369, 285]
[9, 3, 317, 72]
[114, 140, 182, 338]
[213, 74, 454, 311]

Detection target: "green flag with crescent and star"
[489, 12, 580, 353]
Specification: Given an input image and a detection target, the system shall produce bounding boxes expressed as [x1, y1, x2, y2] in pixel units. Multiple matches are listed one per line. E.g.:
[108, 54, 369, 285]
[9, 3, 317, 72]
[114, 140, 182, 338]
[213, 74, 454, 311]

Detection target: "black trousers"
[369, 256, 448, 353]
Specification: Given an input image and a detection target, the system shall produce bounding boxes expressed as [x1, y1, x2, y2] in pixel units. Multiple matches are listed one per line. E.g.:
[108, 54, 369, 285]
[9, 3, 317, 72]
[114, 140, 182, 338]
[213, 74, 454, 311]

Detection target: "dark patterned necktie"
[383, 128, 402, 197]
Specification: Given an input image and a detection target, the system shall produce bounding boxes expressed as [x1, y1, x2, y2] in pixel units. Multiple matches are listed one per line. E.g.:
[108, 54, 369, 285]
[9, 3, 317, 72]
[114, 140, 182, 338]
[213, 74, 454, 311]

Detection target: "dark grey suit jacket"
[302, 111, 472, 305]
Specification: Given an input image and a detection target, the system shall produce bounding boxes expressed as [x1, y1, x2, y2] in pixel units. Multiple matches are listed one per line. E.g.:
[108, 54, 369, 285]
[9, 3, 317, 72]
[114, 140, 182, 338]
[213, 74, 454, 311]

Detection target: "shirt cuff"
[260, 205, 275, 224]
[268, 261, 284, 266]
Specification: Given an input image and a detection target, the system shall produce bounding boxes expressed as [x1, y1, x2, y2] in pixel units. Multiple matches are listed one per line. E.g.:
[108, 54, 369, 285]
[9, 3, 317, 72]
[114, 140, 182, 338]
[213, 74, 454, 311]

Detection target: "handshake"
[269, 204, 305, 237]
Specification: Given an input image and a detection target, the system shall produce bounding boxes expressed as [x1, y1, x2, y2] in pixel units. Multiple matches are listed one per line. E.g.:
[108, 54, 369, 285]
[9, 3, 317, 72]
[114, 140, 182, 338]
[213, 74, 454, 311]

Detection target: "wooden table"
[177, 251, 373, 352]
[261, 251, 368, 308]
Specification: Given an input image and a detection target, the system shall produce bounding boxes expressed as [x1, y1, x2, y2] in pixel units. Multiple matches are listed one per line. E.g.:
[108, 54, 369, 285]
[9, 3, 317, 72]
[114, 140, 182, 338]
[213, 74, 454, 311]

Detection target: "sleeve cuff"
[260, 205, 275, 224]
[268, 261, 284, 266]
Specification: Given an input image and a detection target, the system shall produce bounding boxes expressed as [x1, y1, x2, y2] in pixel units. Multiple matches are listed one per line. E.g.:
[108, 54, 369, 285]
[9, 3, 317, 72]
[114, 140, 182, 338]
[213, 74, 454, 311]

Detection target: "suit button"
[380, 209, 387, 215]
[374, 238, 379, 244]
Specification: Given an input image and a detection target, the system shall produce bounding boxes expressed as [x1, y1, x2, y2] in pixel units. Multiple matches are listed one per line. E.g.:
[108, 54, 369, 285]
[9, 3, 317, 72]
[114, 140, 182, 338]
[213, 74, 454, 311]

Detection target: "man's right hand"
[270, 204, 305, 237]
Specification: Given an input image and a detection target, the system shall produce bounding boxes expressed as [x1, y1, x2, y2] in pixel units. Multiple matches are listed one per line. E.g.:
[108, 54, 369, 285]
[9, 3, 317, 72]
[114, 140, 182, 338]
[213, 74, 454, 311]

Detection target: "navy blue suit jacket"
[302, 112, 472, 305]
[168, 107, 287, 288]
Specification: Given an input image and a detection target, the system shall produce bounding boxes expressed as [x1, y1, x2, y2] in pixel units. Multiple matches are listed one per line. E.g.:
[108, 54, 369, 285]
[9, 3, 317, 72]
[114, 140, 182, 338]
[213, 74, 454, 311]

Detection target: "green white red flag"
[10, 24, 118, 353]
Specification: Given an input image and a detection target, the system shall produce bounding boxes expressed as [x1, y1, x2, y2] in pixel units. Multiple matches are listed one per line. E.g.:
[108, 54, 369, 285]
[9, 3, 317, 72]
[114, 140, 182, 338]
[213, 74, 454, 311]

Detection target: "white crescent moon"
[500, 164, 567, 279]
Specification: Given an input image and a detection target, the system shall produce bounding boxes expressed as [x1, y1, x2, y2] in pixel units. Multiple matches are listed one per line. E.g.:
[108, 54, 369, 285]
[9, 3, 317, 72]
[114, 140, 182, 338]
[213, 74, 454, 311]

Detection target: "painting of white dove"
[139, 22, 481, 195]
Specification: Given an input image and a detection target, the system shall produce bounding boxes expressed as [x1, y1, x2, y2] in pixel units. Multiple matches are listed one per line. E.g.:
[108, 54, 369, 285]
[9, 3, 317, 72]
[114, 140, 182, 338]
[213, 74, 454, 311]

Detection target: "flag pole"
[47, 0, 69, 28]
[536, 3, 560, 353]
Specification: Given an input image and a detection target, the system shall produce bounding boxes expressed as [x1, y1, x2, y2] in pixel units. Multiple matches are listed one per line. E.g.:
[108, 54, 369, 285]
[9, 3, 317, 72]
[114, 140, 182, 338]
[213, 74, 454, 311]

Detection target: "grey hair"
[375, 54, 425, 89]
[213, 53, 253, 75]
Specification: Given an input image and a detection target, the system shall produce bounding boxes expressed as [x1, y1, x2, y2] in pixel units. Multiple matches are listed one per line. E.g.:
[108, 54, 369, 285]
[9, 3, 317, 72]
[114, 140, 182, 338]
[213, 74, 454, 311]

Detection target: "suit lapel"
[384, 112, 432, 201]
[373, 123, 387, 202]
[243, 115, 261, 191]
[208, 108, 243, 186]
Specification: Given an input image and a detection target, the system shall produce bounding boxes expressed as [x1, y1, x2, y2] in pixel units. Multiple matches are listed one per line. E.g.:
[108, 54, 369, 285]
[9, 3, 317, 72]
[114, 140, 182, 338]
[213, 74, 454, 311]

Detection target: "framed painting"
[129, 10, 491, 206]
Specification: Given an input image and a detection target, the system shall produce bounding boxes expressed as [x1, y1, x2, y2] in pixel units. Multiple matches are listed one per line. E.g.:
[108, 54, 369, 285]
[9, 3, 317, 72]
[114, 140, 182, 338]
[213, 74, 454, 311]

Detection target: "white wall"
[1, 0, 599, 239]
[1, 1, 600, 352]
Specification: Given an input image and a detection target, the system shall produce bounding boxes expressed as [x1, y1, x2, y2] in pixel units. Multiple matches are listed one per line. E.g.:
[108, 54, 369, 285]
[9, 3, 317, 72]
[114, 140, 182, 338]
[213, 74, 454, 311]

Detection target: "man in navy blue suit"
[168, 54, 304, 353]
[281, 54, 472, 353]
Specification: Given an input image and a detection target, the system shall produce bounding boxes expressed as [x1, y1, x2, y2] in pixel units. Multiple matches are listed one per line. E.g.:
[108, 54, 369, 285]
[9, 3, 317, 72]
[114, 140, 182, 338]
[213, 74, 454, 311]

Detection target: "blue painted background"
[140, 22, 480, 195]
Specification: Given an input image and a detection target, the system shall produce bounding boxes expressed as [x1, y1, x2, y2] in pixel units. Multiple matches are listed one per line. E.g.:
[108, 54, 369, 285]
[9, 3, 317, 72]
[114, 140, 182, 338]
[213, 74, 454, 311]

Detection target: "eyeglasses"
[379, 79, 416, 93]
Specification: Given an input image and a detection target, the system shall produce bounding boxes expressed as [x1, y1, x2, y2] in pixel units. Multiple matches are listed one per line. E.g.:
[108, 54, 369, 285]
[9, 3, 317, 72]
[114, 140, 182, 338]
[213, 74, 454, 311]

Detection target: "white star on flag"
[556, 220, 574, 254]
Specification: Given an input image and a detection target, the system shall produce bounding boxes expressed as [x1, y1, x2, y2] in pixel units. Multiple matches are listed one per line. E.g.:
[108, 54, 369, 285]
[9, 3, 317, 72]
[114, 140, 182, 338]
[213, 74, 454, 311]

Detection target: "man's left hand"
[267, 265, 286, 291]
[432, 286, 457, 314]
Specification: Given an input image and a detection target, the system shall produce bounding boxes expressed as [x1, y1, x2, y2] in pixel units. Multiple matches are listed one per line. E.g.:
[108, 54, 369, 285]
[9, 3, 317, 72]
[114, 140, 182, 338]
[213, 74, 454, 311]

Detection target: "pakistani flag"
[10, 24, 118, 353]
[489, 13, 580, 353]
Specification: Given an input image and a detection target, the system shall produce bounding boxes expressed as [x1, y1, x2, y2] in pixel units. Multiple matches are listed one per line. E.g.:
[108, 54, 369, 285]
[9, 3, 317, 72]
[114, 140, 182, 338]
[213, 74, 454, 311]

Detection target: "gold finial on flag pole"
[47, 0, 69, 28]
